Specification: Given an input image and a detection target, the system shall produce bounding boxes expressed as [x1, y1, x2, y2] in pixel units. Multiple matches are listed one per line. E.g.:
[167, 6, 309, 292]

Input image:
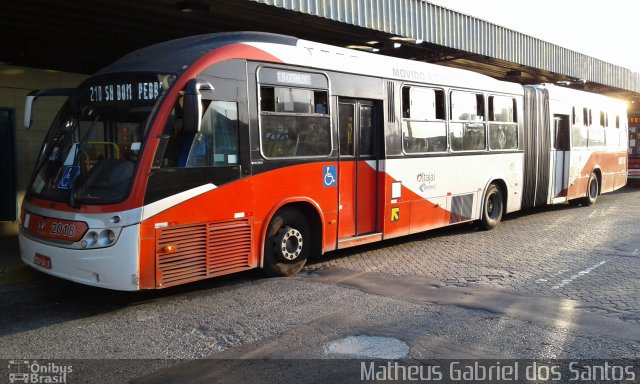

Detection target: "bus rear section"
[522, 85, 627, 209]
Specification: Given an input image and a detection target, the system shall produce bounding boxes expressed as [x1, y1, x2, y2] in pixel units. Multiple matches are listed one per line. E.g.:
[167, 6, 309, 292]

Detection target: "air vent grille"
[156, 218, 253, 287]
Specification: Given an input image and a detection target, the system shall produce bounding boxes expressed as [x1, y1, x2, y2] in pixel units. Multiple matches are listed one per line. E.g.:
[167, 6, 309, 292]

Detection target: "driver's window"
[160, 99, 239, 168]
[186, 101, 239, 167]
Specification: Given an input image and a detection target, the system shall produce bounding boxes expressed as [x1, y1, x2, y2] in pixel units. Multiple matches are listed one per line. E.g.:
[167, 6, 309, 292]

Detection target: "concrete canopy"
[0, 0, 638, 101]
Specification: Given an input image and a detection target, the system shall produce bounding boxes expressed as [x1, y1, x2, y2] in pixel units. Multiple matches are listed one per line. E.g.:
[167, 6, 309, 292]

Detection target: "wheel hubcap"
[276, 227, 303, 261]
[589, 179, 597, 198]
[487, 193, 500, 219]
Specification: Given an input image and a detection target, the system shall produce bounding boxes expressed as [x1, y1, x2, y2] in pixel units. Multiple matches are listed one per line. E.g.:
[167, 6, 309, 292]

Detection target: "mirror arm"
[182, 79, 213, 134]
[24, 88, 74, 129]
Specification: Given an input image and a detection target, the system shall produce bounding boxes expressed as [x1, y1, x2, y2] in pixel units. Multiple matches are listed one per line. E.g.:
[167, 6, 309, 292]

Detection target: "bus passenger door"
[337, 99, 379, 240]
[552, 114, 571, 201]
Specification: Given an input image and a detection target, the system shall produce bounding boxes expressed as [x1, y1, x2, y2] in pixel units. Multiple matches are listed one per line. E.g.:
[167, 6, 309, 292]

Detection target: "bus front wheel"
[480, 183, 504, 230]
[581, 172, 599, 206]
[263, 207, 310, 277]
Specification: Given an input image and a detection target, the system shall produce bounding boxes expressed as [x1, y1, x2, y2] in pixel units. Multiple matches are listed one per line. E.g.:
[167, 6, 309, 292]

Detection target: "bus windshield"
[28, 73, 175, 205]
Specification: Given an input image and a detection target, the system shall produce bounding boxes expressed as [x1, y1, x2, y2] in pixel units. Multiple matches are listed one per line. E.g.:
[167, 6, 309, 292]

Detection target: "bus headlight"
[98, 229, 116, 246]
[83, 231, 99, 248]
[79, 228, 120, 249]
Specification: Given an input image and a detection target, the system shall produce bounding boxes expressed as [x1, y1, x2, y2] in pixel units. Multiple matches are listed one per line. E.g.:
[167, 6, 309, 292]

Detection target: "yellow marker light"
[162, 245, 178, 253]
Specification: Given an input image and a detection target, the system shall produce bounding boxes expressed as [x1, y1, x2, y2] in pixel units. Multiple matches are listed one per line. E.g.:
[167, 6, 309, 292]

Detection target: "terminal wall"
[0, 64, 87, 236]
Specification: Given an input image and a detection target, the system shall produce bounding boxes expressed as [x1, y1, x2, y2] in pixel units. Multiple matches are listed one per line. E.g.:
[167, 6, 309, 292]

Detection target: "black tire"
[480, 183, 504, 230]
[581, 172, 599, 206]
[263, 207, 310, 277]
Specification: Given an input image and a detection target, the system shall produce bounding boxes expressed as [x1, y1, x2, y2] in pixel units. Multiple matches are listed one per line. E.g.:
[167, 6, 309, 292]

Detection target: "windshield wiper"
[69, 111, 100, 208]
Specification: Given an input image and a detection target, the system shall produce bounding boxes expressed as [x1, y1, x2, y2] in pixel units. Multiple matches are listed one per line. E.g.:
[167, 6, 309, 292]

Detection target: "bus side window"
[588, 108, 604, 146]
[571, 106, 588, 148]
[186, 101, 239, 167]
[450, 91, 486, 151]
[488, 95, 518, 150]
[401, 86, 447, 153]
[314, 91, 328, 114]
[260, 85, 331, 158]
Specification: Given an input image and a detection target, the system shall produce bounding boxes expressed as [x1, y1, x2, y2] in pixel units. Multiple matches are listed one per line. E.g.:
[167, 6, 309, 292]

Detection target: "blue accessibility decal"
[58, 165, 80, 190]
[323, 165, 337, 187]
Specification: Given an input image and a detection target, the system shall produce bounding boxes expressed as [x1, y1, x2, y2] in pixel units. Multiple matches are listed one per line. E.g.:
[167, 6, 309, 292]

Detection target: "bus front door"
[337, 99, 379, 241]
[552, 114, 571, 201]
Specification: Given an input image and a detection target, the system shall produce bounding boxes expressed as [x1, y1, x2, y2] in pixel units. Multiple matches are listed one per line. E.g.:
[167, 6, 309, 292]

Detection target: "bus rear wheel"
[263, 207, 310, 277]
[480, 183, 503, 230]
[581, 172, 599, 206]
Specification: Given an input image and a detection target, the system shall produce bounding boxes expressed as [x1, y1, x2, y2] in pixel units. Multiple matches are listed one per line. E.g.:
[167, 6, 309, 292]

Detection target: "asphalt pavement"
[1, 186, 640, 383]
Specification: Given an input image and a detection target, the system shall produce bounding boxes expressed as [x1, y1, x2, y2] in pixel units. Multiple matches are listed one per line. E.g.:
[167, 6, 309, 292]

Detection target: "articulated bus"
[20, 32, 628, 290]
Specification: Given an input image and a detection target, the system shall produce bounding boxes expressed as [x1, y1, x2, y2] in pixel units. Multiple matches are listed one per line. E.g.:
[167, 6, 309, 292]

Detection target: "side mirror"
[182, 79, 213, 134]
[24, 88, 73, 129]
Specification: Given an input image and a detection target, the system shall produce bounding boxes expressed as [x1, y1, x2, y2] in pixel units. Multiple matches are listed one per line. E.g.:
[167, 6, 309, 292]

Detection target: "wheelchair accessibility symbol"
[58, 165, 79, 190]
[323, 165, 337, 187]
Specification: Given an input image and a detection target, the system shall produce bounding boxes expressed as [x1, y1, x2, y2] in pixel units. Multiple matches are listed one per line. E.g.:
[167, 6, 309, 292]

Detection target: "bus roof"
[528, 83, 628, 110]
[97, 31, 522, 95]
[96, 31, 297, 76]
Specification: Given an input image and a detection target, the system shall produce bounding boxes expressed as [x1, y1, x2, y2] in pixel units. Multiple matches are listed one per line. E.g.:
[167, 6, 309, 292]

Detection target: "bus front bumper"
[19, 224, 140, 291]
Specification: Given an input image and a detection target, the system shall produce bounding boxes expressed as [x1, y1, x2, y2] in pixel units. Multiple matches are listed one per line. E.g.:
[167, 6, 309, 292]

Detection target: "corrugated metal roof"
[251, 0, 640, 94]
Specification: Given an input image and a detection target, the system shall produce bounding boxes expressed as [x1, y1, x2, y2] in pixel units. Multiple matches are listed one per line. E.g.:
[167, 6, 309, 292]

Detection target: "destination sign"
[276, 71, 312, 86]
[88, 81, 162, 103]
[258, 67, 328, 89]
[81, 74, 174, 106]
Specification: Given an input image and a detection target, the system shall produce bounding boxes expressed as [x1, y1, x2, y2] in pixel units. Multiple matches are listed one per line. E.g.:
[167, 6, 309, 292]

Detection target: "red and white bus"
[19, 32, 628, 290]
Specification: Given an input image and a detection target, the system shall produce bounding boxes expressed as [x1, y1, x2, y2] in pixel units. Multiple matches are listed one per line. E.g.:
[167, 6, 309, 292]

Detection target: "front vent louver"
[156, 218, 253, 288]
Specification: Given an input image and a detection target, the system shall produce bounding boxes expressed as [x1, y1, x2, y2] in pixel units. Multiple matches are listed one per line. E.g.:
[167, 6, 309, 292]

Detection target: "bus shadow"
[309, 223, 481, 267]
[308, 191, 629, 268]
[0, 268, 266, 338]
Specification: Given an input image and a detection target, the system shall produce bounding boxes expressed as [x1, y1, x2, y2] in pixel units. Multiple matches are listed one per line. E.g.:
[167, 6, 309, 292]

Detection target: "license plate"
[34, 254, 52, 269]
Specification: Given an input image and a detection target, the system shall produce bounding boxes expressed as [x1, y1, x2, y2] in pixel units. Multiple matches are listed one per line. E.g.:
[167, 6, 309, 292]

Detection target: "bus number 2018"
[50, 223, 76, 238]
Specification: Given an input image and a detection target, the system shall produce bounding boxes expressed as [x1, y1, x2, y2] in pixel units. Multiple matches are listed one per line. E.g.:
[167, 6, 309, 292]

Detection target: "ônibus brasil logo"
[7, 360, 72, 384]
